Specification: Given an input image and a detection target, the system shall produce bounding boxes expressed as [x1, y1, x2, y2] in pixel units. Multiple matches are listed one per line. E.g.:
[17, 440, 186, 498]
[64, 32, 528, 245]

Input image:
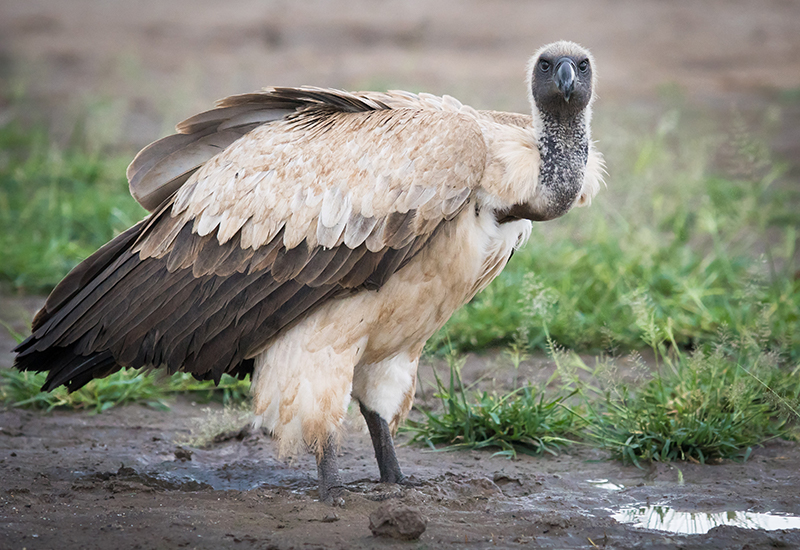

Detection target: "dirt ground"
[2, 1, 800, 548]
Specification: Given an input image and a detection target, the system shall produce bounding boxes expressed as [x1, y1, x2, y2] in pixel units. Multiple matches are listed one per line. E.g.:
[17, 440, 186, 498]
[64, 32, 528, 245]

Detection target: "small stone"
[174, 447, 193, 461]
[369, 504, 427, 540]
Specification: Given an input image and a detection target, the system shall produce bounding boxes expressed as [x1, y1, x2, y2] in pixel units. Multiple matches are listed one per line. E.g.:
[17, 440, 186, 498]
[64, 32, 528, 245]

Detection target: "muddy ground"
[2, 0, 800, 548]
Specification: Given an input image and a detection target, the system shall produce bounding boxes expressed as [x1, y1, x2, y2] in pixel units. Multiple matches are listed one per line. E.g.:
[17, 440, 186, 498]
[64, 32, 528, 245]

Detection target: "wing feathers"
[177, 104, 289, 134]
[165, 98, 486, 253]
[165, 224, 210, 272]
[248, 231, 285, 273]
[21, 85, 492, 392]
[129, 128, 258, 211]
[217, 110, 291, 131]
[191, 233, 238, 277]
[130, 86, 394, 212]
[383, 210, 418, 249]
[343, 214, 378, 248]
[292, 246, 341, 285]
[28, 222, 144, 333]
[442, 188, 472, 219]
[20, 253, 141, 353]
[310, 245, 368, 287]
[127, 131, 210, 186]
[41, 350, 116, 392]
[271, 243, 317, 282]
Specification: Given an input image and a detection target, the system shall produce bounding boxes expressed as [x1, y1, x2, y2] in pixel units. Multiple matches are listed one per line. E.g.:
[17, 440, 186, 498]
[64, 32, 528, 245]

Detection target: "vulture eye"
[538, 59, 551, 72]
[578, 59, 590, 73]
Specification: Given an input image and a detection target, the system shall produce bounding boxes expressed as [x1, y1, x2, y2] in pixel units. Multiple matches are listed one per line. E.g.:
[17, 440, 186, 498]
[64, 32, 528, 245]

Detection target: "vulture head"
[529, 41, 595, 119]
[497, 41, 600, 224]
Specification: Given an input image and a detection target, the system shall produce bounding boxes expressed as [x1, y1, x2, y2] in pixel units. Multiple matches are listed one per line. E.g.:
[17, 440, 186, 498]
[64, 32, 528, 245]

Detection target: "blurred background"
[2, 0, 800, 149]
[1, 0, 799, 366]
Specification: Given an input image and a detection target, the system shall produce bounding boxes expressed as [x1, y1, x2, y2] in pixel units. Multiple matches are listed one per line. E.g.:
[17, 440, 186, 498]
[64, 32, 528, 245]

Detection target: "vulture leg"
[317, 435, 346, 506]
[359, 401, 405, 484]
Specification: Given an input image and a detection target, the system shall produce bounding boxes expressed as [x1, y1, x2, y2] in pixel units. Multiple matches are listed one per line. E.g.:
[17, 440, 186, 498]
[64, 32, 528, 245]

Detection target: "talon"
[320, 485, 347, 507]
[398, 475, 423, 488]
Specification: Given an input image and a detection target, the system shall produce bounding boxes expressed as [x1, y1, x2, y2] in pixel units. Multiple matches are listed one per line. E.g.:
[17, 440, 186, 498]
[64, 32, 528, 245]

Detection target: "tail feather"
[15, 347, 117, 393]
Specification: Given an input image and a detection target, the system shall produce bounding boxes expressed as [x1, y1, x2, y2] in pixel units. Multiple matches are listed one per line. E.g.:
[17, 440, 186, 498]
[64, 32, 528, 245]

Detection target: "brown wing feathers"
[13, 199, 439, 390]
[30, 221, 145, 332]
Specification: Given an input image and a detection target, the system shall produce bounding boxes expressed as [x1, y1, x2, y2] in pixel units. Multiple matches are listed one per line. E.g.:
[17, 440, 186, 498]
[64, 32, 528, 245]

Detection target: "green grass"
[408, 322, 800, 463]
[404, 351, 579, 458]
[0, 368, 250, 413]
[0, 121, 146, 293]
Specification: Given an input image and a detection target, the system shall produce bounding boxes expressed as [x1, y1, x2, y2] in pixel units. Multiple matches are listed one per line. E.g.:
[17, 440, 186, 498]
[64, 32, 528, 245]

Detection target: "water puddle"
[587, 478, 624, 491]
[613, 505, 800, 535]
[151, 460, 312, 492]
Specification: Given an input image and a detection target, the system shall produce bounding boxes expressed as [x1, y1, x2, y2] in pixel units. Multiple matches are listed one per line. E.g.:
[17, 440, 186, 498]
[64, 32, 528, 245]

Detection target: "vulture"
[14, 41, 604, 504]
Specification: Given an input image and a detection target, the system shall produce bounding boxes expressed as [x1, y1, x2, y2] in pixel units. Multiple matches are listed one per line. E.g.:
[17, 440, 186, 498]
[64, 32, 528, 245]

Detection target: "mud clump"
[369, 504, 427, 540]
[174, 447, 193, 461]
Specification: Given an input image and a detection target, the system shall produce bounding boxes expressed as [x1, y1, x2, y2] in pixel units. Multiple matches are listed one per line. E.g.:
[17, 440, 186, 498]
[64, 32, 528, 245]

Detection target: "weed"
[584, 343, 799, 465]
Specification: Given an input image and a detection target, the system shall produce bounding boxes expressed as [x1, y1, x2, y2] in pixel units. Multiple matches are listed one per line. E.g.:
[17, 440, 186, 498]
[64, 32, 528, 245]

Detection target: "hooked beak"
[554, 58, 577, 102]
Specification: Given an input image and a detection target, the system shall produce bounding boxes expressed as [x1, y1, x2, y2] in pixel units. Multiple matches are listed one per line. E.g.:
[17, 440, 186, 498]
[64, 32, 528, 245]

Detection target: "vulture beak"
[554, 58, 577, 102]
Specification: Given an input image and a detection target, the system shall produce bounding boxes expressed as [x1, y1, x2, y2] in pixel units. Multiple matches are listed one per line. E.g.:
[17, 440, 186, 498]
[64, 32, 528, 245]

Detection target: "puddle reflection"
[613, 505, 800, 535]
[587, 478, 625, 491]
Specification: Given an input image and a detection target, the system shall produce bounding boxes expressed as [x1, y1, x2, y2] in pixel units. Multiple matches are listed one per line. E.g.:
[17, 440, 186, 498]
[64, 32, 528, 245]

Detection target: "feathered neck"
[536, 112, 589, 218]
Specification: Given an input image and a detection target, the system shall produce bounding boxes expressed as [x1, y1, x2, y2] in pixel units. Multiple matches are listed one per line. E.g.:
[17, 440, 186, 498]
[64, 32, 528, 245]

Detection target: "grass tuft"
[404, 351, 579, 458]
[174, 402, 253, 448]
[584, 342, 799, 465]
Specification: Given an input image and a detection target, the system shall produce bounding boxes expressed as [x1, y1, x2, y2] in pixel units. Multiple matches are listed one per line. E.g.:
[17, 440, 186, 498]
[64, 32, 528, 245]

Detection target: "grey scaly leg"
[316, 435, 345, 506]
[359, 401, 405, 484]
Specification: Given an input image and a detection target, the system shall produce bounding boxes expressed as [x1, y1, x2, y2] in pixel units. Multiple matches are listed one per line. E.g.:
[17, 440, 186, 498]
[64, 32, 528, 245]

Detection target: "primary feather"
[15, 41, 603, 504]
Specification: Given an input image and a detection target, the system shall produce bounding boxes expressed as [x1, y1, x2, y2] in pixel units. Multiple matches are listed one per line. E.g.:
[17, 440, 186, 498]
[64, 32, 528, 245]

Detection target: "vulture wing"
[126, 87, 389, 212]
[14, 88, 487, 392]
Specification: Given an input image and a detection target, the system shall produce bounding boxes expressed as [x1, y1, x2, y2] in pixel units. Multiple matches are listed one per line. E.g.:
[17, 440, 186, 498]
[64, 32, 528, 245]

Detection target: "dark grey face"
[531, 53, 593, 120]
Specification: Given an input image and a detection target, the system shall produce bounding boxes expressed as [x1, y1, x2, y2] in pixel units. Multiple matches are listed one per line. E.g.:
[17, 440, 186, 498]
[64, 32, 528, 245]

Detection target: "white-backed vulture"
[14, 41, 604, 504]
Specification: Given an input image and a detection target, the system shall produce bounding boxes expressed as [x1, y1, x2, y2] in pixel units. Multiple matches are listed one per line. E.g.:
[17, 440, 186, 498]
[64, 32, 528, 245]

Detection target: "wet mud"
[1, 386, 800, 549]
